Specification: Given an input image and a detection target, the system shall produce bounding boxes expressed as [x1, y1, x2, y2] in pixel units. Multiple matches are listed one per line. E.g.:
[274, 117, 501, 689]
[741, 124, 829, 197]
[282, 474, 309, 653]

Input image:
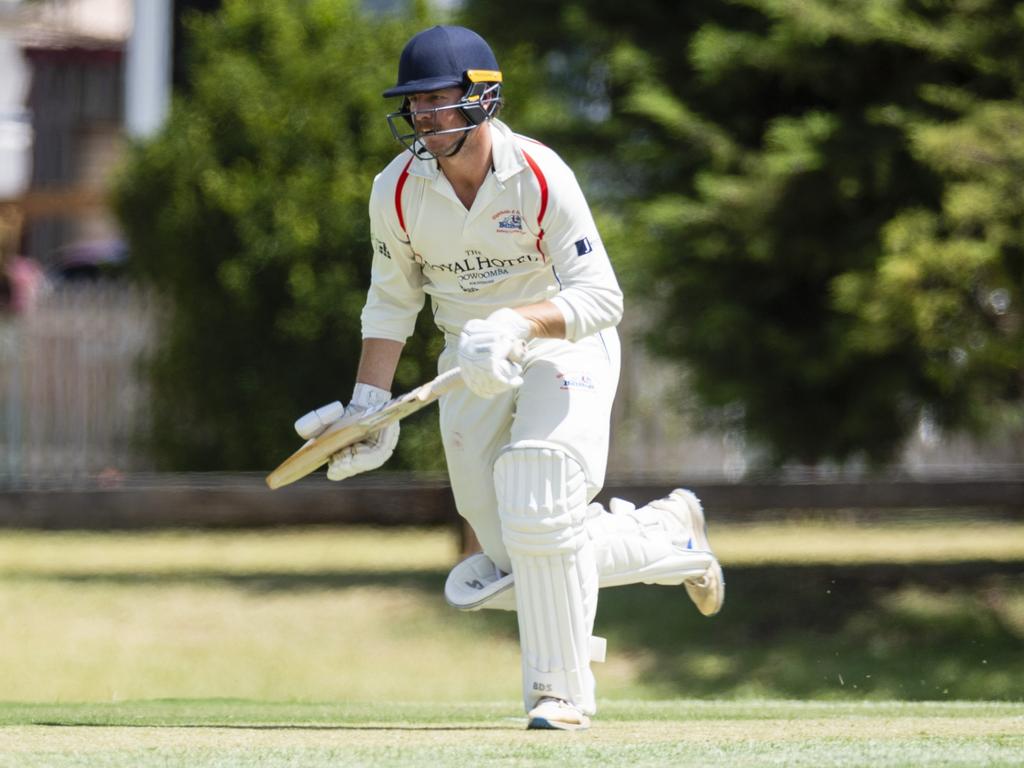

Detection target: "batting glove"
[457, 308, 532, 399]
[293, 383, 398, 481]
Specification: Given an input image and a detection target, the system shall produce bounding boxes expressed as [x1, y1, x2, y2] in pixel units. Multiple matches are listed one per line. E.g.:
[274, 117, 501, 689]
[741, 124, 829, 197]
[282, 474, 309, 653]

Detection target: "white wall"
[0, 26, 32, 199]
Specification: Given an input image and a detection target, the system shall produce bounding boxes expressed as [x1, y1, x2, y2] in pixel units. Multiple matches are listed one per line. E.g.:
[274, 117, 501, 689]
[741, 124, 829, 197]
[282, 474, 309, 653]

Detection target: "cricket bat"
[265, 366, 465, 490]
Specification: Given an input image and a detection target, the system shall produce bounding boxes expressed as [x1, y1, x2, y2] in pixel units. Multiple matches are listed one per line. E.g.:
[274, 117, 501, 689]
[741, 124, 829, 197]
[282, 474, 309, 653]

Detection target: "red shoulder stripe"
[521, 148, 548, 259]
[521, 149, 548, 227]
[394, 156, 415, 237]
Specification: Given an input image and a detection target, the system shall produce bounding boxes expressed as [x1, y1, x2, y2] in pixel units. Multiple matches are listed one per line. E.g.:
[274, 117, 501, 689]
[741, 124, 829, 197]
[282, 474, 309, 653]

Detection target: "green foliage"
[114, 0, 1023, 469]
[463, 0, 1024, 465]
[836, 98, 1024, 430]
[113, 0, 445, 470]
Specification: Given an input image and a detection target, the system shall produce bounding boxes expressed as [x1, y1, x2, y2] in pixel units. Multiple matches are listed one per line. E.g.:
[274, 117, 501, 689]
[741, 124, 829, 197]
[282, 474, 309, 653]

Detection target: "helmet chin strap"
[414, 123, 476, 161]
[439, 127, 473, 158]
[411, 113, 479, 159]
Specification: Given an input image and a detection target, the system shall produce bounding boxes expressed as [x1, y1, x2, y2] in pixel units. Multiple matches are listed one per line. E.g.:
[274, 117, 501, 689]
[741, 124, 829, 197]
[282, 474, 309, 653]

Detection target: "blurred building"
[0, 0, 181, 268]
[0, 0, 168, 482]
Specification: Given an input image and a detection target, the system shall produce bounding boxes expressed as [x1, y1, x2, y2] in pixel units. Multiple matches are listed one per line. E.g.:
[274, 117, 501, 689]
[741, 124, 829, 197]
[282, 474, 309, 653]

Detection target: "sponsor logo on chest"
[418, 250, 542, 293]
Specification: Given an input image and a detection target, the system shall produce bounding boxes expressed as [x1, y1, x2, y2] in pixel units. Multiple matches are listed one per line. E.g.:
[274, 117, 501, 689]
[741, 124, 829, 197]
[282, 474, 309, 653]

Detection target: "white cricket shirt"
[361, 119, 623, 343]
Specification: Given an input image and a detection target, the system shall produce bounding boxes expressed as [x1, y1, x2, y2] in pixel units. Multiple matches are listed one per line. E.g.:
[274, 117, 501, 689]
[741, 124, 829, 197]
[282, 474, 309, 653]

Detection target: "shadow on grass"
[6, 569, 448, 593]
[457, 561, 1024, 702]
[31, 722, 514, 731]
[590, 561, 1024, 701]
[15, 561, 1023, 701]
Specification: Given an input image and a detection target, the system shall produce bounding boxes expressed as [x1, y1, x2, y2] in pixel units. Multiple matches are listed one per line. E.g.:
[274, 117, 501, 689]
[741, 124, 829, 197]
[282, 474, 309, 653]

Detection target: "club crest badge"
[493, 209, 524, 234]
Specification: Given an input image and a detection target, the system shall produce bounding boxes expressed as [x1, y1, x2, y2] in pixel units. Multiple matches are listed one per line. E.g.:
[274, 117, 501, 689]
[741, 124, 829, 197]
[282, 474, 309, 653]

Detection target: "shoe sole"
[527, 716, 590, 731]
[673, 489, 725, 617]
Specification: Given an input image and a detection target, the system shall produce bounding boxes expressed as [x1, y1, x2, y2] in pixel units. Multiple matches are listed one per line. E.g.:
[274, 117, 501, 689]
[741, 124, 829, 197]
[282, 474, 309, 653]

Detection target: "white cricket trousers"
[437, 328, 621, 574]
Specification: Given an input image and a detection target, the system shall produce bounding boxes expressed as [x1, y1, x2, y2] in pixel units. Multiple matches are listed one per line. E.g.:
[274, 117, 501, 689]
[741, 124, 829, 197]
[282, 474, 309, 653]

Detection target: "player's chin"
[421, 132, 461, 156]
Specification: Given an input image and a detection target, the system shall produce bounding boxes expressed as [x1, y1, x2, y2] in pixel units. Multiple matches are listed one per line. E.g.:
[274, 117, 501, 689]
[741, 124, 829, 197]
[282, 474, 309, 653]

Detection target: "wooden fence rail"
[0, 471, 1020, 531]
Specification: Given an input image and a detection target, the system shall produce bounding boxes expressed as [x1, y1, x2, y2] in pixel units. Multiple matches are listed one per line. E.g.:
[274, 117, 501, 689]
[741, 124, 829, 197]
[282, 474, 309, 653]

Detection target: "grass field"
[1, 521, 1022, 765]
[1, 700, 1022, 767]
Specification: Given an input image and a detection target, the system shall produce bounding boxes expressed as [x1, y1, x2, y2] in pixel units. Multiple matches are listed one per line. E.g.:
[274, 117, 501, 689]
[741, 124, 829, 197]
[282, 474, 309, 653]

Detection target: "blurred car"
[51, 238, 128, 282]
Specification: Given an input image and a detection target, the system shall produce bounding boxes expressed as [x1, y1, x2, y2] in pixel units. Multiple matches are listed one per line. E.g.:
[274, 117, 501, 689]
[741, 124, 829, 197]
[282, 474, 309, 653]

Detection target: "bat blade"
[265, 367, 464, 490]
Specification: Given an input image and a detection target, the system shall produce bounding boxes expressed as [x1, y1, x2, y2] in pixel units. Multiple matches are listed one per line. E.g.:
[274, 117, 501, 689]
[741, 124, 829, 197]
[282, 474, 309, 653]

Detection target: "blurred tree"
[113, 0, 444, 470]
[462, 0, 1023, 465]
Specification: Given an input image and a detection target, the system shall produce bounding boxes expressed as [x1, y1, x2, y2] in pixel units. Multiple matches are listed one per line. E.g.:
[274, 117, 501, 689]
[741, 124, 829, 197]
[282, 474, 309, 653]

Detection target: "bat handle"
[430, 339, 528, 398]
[429, 366, 467, 397]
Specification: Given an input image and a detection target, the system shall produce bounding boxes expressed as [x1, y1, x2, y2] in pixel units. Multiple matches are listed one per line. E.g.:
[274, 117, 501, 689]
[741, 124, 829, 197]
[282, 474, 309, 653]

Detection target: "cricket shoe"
[526, 698, 591, 731]
[444, 552, 515, 611]
[649, 488, 725, 616]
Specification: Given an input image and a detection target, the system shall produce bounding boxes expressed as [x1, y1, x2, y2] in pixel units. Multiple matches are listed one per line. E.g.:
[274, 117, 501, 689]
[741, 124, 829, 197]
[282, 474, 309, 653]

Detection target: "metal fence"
[0, 279, 157, 483]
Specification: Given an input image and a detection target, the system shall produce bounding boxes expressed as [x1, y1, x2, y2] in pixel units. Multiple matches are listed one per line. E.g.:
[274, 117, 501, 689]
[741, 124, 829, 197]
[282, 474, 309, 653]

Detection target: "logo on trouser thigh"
[556, 371, 596, 391]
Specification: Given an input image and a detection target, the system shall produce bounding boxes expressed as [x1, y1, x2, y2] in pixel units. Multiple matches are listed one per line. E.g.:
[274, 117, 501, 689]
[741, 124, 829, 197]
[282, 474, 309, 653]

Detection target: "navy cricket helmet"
[384, 26, 503, 159]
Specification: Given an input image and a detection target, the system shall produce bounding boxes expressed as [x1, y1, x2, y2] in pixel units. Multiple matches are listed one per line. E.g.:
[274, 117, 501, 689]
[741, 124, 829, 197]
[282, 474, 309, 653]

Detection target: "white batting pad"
[495, 447, 598, 715]
[445, 552, 607, 662]
[586, 498, 716, 587]
[445, 493, 716, 613]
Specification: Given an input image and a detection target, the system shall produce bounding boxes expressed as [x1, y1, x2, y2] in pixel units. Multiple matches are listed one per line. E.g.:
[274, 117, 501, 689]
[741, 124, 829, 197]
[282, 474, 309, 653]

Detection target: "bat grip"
[430, 366, 467, 396]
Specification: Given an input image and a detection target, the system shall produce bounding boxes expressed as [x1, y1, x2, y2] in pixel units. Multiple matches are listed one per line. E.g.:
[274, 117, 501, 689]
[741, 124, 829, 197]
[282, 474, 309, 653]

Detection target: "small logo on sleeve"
[574, 237, 593, 256]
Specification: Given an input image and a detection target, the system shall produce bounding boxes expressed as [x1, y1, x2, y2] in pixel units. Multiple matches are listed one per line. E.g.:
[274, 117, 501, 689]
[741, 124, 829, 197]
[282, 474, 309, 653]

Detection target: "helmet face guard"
[386, 79, 503, 160]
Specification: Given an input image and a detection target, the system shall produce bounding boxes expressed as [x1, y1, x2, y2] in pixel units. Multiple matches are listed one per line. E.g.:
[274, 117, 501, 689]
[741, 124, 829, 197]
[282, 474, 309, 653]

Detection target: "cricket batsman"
[295, 25, 724, 730]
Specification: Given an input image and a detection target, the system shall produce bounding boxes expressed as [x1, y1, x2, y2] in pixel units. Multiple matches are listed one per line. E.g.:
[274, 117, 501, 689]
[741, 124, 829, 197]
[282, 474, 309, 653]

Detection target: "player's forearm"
[355, 338, 406, 392]
[513, 300, 567, 339]
[549, 281, 623, 342]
